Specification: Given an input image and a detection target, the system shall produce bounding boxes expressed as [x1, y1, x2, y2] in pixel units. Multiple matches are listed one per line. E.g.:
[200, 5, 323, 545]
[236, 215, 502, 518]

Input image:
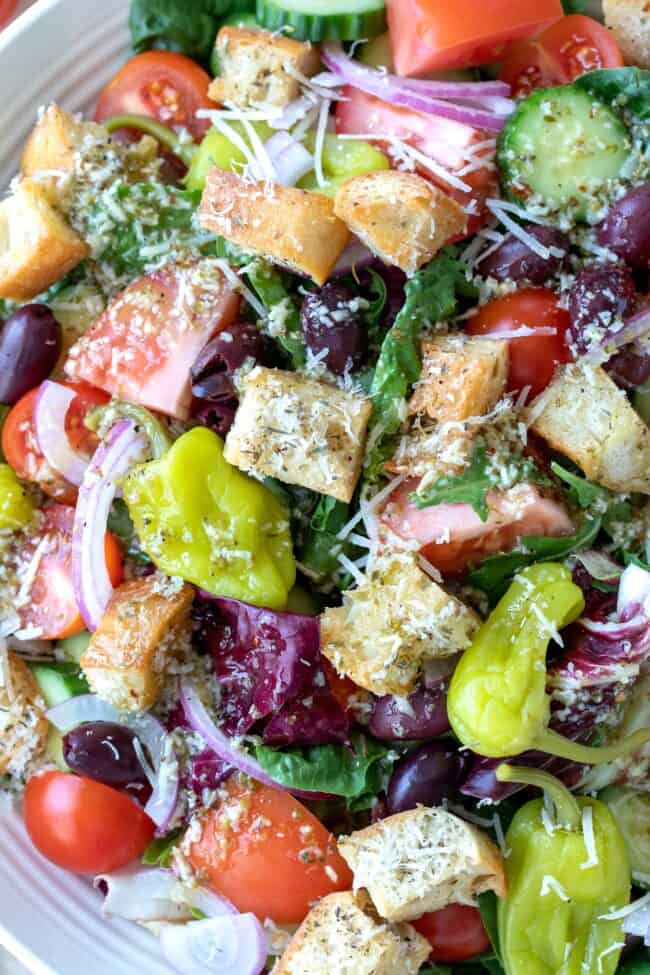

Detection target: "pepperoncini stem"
[86, 402, 172, 460]
[496, 764, 581, 829]
[534, 726, 650, 765]
[103, 114, 196, 167]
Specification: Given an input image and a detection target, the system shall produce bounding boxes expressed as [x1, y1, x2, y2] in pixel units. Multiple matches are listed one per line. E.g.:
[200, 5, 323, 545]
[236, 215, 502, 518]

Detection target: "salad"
[0, 0, 649, 973]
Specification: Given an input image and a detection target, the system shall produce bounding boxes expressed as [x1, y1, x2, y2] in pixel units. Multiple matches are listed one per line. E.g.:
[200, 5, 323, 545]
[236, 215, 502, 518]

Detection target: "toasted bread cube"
[274, 892, 430, 975]
[603, 0, 650, 68]
[208, 27, 321, 109]
[529, 363, 650, 495]
[0, 652, 48, 777]
[224, 366, 372, 502]
[334, 171, 467, 275]
[320, 554, 480, 695]
[339, 807, 507, 923]
[387, 334, 509, 476]
[0, 180, 89, 301]
[21, 104, 87, 178]
[200, 168, 349, 285]
[81, 577, 194, 711]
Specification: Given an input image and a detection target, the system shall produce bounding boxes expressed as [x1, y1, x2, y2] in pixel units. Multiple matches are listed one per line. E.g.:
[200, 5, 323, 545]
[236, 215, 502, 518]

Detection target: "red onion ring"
[586, 307, 650, 363]
[72, 420, 148, 631]
[95, 866, 237, 923]
[331, 237, 375, 277]
[34, 381, 88, 486]
[160, 913, 267, 975]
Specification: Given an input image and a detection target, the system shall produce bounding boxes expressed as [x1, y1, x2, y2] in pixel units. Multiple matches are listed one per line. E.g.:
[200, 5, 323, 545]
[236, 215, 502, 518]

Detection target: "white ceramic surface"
[0, 2, 177, 971]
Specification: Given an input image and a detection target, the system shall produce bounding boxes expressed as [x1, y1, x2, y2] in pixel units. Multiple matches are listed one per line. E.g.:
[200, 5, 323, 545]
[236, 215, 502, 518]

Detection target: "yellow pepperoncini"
[123, 427, 296, 609]
[0, 463, 34, 531]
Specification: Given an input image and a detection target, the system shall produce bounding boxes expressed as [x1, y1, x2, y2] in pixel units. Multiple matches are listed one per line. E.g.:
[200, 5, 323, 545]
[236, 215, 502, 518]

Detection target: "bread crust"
[0, 652, 48, 776]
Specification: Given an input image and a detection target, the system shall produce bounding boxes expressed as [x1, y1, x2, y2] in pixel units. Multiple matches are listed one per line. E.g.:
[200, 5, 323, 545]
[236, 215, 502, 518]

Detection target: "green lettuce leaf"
[468, 517, 602, 604]
[246, 261, 306, 368]
[413, 447, 493, 521]
[255, 734, 395, 809]
[142, 829, 182, 867]
[129, 0, 239, 62]
[298, 495, 356, 587]
[366, 249, 476, 479]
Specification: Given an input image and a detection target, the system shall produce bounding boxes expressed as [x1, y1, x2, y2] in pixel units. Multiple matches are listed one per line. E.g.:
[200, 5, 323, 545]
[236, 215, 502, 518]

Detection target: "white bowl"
[0, 2, 176, 970]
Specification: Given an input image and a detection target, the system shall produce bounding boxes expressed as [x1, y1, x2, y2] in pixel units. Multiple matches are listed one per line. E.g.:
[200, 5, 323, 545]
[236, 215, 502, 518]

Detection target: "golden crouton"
[81, 577, 195, 711]
[224, 366, 372, 502]
[274, 891, 430, 975]
[529, 363, 650, 495]
[603, 0, 650, 68]
[0, 180, 89, 302]
[387, 334, 508, 478]
[334, 171, 467, 275]
[208, 27, 321, 108]
[199, 168, 349, 285]
[339, 807, 506, 923]
[320, 553, 480, 695]
[21, 104, 86, 178]
[0, 652, 48, 777]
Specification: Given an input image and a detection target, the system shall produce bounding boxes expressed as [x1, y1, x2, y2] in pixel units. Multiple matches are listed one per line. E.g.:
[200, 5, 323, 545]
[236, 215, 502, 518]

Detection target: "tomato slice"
[65, 260, 240, 420]
[94, 51, 214, 142]
[24, 771, 154, 874]
[1, 381, 109, 504]
[188, 779, 352, 924]
[0, 0, 17, 27]
[466, 287, 571, 399]
[499, 15, 623, 97]
[335, 87, 496, 237]
[386, 0, 563, 74]
[14, 504, 122, 640]
[413, 905, 491, 963]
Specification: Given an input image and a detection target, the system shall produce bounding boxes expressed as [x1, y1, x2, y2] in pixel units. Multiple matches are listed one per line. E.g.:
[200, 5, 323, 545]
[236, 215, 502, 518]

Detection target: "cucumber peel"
[256, 0, 386, 41]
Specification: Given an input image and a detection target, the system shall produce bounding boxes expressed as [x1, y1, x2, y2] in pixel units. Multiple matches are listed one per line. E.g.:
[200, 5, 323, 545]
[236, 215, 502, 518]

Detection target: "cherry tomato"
[386, 0, 562, 74]
[95, 51, 213, 141]
[467, 287, 571, 398]
[15, 504, 122, 640]
[335, 87, 496, 237]
[188, 779, 352, 924]
[499, 15, 623, 97]
[322, 657, 363, 714]
[24, 771, 154, 873]
[0, 0, 17, 27]
[413, 905, 491, 963]
[1, 381, 109, 503]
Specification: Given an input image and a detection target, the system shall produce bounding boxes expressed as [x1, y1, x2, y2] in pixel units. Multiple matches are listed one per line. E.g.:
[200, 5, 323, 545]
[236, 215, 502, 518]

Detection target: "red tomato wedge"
[499, 15, 624, 97]
[65, 260, 240, 420]
[386, 0, 563, 75]
[466, 288, 572, 399]
[24, 772, 154, 874]
[1, 382, 109, 504]
[335, 87, 497, 237]
[0, 0, 17, 27]
[14, 504, 122, 640]
[413, 905, 491, 963]
[381, 480, 574, 576]
[188, 780, 352, 924]
[95, 51, 214, 141]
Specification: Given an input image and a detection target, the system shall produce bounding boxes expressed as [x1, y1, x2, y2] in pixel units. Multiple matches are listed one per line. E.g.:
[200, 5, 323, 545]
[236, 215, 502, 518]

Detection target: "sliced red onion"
[46, 693, 120, 731]
[145, 741, 180, 834]
[160, 914, 267, 975]
[622, 897, 650, 945]
[72, 420, 148, 630]
[580, 613, 648, 640]
[587, 308, 650, 363]
[95, 867, 236, 923]
[331, 237, 375, 277]
[180, 681, 330, 800]
[264, 132, 314, 187]
[35, 381, 88, 486]
[617, 562, 650, 617]
[321, 43, 514, 132]
[268, 95, 314, 131]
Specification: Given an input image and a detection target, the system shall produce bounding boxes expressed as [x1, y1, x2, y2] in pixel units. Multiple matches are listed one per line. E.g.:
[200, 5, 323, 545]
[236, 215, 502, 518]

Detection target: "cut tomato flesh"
[65, 259, 240, 420]
[381, 480, 574, 575]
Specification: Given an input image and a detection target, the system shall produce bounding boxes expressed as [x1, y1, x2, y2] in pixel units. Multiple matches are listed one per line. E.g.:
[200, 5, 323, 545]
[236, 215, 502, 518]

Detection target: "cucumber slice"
[57, 630, 91, 664]
[498, 85, 631, 216]
[29, 661, 89, 708]
[46, 727, 69, 771]
[600, 786, 650, 885]
[256, 0, 386, 41]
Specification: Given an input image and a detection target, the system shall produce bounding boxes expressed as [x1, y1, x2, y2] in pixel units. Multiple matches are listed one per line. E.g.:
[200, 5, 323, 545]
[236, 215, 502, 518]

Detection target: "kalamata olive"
[567, 265, 636, 353]
[598, 184, 650, 268]
[62, 721, 149, 787]
[605, 348, 650, 390]
[0, 304, 62, 405]
[192, 398, 238, 437]
[478, 225, 570, 284]
[386, 741, 464, 814]
[369, 686, 449, 741]
[191, 322, 269, 401]
[301, 282, 366, 375]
